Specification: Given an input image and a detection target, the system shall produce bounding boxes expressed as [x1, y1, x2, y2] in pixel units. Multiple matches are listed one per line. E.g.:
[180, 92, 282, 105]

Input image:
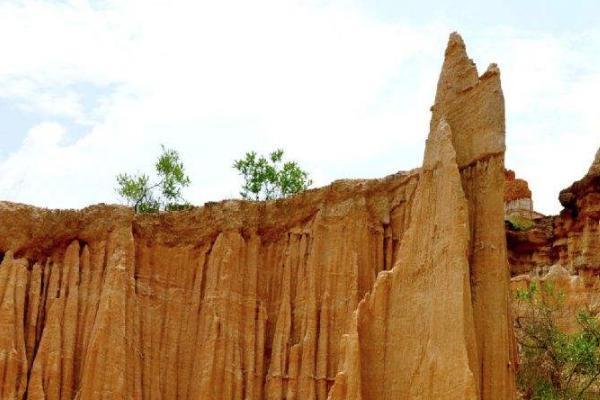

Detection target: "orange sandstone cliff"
[0, 33, 517, 399]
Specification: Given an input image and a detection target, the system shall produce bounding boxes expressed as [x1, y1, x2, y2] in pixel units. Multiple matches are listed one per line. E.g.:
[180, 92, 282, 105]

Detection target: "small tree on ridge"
[116, 145, 191, 212]
[233, 149, 312, 201]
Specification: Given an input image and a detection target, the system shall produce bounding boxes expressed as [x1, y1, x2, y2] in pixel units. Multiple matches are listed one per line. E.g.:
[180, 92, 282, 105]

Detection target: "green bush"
[233, 149, 312, 200]
[515, 282, 600, 399]
[116, 145, 191, 213]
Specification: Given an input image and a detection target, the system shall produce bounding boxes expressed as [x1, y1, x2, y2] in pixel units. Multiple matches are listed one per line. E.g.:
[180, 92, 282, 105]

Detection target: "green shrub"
[515, 282, 600, 399]
[116, 145, 191, 213]
[233, 149, 312, 200]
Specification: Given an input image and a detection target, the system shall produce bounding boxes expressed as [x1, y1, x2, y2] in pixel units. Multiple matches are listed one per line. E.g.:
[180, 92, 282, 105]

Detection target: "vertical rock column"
[430, 33, 516, 399]
[0, 253, 29, 399]
[329, 32, 516, 400]
[76, 226, 141, 399]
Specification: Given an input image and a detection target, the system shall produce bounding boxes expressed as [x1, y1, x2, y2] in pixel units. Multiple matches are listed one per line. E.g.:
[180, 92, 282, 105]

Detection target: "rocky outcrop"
[508, 147, 600, 336]
[556, 148, 600, 273]
[0, 33, 516, 400]
[558, 148, 600, 216]
[329, 33, 516, 400]
[428, 33, 517, 400]
[504, 170, 533, 219]
[506, 146, 600, 276]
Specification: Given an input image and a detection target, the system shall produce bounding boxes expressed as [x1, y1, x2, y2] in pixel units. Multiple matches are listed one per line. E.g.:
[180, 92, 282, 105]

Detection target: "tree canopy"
[116, 145, 191, 212]
[233, 149, 312, 201]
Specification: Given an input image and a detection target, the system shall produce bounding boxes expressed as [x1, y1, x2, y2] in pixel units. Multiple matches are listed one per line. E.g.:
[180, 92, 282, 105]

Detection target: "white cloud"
[0, 0, 446, 208]
[22, 122, 65, 149]
[0, 1, 598, 215]
[0, 122, 67, 199]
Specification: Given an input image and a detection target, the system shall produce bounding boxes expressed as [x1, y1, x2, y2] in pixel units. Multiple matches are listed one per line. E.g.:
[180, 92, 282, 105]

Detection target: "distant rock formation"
[512, 265, 600, 333]
[508, 146, 600, 335]
[504, 169, 533, 219]
[507, 147, 600, 276]
[0, 33, 516, 400]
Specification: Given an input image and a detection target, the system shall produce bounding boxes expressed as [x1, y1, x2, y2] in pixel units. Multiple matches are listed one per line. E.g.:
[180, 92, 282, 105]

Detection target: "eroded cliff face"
[0, 33, 516, 400]
[507, 147, 600, 332]
[507, 147, 600, 277]
[1, 175, 418, 400]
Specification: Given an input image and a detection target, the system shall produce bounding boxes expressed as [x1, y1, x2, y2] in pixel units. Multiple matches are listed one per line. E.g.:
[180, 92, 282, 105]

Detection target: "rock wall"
[1, 175, 418, 400]
[0, 33, 516, 400]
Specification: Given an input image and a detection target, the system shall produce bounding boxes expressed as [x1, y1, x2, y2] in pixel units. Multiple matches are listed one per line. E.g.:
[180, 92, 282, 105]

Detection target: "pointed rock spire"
[431, 33, 515, 400]
[328, 118, 479, 400]
[432, 32, 479, 112]
[432, 32, 505, 168]
[329, 32, 515, 400]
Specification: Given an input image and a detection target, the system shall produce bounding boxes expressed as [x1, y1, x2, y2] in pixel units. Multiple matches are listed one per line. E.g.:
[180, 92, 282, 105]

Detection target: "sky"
[0, 0, 598, 214]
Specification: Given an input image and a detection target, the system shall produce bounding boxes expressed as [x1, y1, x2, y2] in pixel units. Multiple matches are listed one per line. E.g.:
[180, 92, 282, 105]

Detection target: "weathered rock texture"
[329, 120, 480, 400]
[2, 177, 415, 400]
[0, 33, 516, 400]
[329, 33, 516, 400]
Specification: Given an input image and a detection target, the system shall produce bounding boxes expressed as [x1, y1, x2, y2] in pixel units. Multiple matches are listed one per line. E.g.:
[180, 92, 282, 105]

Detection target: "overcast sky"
[0, 0, 598, 214]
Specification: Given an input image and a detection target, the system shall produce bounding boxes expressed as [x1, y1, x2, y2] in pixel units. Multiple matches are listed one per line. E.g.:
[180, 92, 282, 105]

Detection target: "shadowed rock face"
[507, 146, 600, 277]
[509, 147, 600, 336]
[0, 33, 516, 400]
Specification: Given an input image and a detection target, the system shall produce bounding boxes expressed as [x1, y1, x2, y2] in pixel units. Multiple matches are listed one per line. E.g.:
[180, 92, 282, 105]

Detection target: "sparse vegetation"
[116, 145, 191, 213]
[233, 149, 312, 200]
[507, 214, 536, 231]
[515, 282, 600, 399]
